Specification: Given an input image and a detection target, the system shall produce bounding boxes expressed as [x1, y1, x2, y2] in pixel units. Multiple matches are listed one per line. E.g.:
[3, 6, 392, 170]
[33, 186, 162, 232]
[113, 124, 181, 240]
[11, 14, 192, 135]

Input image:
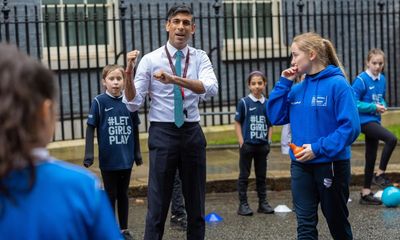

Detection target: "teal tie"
[174, 50, 184, 127]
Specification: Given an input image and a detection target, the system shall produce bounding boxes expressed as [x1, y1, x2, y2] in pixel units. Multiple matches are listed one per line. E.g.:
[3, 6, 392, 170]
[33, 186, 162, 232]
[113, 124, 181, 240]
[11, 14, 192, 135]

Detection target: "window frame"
[41, 0, 121, 69]
[222, 0, 287, 60]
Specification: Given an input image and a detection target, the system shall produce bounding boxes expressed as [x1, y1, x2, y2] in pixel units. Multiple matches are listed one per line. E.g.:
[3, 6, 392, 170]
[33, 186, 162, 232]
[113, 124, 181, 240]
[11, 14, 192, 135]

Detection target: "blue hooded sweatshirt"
[267, 65, 360, 164]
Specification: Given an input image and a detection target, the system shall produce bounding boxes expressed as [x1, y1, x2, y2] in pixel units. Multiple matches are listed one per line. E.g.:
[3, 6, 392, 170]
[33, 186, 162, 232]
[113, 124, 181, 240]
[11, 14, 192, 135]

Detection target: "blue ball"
[381, 186, 400, 207]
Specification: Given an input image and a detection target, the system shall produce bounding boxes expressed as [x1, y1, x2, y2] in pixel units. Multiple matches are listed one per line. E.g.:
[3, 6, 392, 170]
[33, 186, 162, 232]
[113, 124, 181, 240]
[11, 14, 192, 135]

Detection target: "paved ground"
[127, 189, 400, 240]
[65, 142, 400, 239]
[70, 143, 400, 195]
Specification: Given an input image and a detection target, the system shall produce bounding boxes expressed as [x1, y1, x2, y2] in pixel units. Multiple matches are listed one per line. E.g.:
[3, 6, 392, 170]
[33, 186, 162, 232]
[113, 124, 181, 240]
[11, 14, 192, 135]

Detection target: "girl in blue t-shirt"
[234, 71, 274, 216]
[352, 48, 398, 205]
[0, 43, 121, 239]
[84, 50, 141, 240]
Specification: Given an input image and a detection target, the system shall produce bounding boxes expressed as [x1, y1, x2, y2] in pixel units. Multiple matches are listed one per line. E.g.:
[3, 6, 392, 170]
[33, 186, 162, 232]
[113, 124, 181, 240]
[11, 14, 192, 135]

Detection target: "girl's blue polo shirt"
[352, 71, 387, 125]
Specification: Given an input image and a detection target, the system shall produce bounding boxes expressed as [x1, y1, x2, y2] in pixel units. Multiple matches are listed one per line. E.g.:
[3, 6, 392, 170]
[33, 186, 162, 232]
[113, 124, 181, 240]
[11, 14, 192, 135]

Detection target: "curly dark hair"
[0, 43, 57, 195]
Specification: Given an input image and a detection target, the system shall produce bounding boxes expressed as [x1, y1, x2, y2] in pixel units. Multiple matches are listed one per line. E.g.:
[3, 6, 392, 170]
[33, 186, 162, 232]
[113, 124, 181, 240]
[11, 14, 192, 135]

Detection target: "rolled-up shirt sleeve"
[198, 50, 218, 100]
[123, 56, 151, 112]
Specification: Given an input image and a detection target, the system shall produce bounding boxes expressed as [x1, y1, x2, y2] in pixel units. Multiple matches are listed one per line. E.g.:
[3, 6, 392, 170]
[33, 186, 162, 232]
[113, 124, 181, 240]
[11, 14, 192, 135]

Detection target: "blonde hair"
[292, 32, 347, 79]
[366, 48, 385, 71]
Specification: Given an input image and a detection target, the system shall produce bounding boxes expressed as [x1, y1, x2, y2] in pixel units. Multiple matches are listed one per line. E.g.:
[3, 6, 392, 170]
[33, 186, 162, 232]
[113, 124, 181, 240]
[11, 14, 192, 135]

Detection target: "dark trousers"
[238, 143, 270, 203]
[361, 122, 398, 188]
[101, 169, 132, 230]
[171, 170, 186, 217]
[291, 160, 353, 240]
[144, 122, 206, 240]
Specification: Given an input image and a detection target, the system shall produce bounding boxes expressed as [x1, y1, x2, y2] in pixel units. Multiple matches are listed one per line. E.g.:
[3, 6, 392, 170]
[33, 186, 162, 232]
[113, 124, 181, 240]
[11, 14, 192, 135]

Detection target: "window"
[222, 0, 286, 60]
[41, 0, 120, 69]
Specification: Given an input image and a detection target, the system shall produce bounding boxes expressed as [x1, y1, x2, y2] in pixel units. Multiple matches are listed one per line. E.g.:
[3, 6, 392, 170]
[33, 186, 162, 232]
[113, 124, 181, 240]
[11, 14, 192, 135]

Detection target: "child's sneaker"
[359, 192, 382, 205]
[122, 230, 134, 240]
[237, 202, 253, 216]
[257, 200, 274, 214]
[372, 173, 392, 188]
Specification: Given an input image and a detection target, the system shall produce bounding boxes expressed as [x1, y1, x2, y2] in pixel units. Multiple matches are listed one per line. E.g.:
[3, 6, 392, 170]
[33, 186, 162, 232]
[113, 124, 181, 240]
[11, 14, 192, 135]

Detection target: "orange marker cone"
[289, 143, 304, 158]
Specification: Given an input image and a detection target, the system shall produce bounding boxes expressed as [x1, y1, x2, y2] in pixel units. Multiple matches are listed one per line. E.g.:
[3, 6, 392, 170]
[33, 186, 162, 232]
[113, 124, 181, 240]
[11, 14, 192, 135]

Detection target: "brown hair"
[0, 43, 57, 194]
[366, 48, 385, 71]
[101, 64, 125, 80]
[247, 71, 267, 85]
[292, 32, 347, 79]
[101, 64, 125, 91]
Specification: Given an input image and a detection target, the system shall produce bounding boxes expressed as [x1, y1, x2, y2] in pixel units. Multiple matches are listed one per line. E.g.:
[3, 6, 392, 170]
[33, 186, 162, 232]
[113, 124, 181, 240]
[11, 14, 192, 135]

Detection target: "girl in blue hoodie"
[267, 32, 360, 240]
[352, 49, 397, 205]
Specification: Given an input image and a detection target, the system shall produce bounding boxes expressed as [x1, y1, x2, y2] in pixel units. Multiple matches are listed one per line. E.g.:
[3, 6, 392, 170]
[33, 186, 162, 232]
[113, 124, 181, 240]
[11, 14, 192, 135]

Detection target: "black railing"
[1, 0, 400, 141]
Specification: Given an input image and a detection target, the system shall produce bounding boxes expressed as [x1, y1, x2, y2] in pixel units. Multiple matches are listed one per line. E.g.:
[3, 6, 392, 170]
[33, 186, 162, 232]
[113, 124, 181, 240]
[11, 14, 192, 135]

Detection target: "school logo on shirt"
[372, 93, 383, 103]
[249, 115, 267, 139]
[311, 96, 328, 107]
[107, 116, 131, 145]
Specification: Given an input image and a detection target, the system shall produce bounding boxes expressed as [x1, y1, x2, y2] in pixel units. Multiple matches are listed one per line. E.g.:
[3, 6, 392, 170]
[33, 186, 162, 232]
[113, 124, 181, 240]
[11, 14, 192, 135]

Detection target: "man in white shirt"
[124, 4, 218, 240]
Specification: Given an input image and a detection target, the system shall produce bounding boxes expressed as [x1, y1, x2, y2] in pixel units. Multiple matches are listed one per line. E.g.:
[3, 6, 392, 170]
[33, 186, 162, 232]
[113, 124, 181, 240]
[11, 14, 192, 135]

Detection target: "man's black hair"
[166, 4, 193, 21]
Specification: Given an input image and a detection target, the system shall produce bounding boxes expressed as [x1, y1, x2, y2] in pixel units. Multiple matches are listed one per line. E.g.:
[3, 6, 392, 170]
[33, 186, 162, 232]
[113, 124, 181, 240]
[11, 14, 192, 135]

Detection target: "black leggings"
[361, 122, 397, 188]
[101, 169, 132, 230]
[238, 143, 270, 202]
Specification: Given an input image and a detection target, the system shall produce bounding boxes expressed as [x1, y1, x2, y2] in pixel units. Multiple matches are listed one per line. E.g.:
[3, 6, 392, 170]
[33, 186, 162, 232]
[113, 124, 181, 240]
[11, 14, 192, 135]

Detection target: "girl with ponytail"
[267, 32, 360, 240]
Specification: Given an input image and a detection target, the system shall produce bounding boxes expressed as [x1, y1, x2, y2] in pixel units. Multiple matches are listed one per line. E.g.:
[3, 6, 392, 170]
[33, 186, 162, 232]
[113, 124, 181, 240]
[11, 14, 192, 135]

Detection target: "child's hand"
[376, 103, 386, 114]
[295, 144, 315, 162]
[281, 66, 299, 81]
[135, 157, 143, 166]
[83, 158, 93, 168]
[126, 50, 140, 70]
[238, 139, 244, 148]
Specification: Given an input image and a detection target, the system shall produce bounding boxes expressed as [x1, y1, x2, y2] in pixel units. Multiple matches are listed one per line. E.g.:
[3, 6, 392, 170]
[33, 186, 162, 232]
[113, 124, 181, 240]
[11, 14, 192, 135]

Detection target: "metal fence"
[1, 0, 400, 141]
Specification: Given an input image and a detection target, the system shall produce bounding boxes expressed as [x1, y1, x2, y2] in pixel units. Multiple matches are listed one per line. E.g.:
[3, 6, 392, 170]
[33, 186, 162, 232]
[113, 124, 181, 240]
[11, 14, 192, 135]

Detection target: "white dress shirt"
[123, 41, 218, 122]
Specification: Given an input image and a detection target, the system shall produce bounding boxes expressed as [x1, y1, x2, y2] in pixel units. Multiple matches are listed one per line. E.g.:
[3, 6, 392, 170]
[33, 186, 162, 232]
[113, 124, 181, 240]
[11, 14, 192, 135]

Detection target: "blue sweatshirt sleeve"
[357, 101, 377, 113]
[381, 99, 387, 108]
[381, 76, 387, 108]
[266, 77, 293, 125]
[352, 76, 377, 113]
[311, 87, 361, 158]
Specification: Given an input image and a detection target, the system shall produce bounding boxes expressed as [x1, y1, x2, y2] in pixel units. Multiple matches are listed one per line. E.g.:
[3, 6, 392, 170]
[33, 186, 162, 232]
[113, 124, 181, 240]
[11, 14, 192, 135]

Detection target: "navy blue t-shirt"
[87, 93, 140, 170]
[235, 95, 272, 145]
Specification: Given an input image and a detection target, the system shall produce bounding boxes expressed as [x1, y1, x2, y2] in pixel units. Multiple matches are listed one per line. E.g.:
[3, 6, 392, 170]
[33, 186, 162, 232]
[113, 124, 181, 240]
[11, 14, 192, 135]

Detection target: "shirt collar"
[366, 69, 380, 81]
[248, 93, 265, 104]
[32, 148, 50, 161]
[166, 41, 189, 58]
[106, 91, 123, 99]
